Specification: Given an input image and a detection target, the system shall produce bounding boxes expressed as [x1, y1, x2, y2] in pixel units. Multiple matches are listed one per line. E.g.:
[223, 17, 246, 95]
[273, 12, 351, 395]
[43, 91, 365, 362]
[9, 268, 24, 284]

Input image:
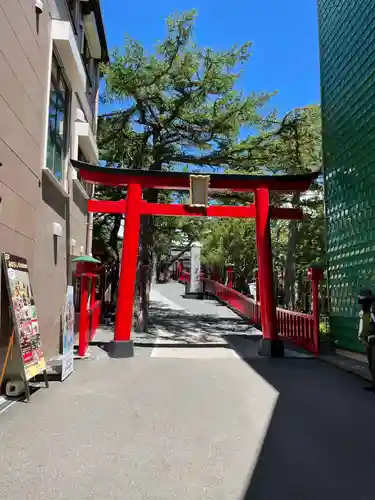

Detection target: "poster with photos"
[2, 253, 46, 381]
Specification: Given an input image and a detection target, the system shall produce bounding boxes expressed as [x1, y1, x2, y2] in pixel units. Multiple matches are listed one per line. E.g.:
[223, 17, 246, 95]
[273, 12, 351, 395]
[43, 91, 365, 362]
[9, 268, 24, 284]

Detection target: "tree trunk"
[272, 222, 282, 305]
[133, 141, 162, 332]
[165, 244, 192, 273]
[133, 190, 157, 332]
[109, 214, 121, 255]
[108, 215, 121, 309]
[110, 261, 119, 308]
[283, 192, 300, 309]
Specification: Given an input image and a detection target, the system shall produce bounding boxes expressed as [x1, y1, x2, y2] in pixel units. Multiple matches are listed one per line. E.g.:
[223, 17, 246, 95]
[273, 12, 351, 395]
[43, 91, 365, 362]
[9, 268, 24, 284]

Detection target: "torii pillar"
[73, 161, 317, 359]
[107, 183, 142, 358]
[255, 188, 284, 357]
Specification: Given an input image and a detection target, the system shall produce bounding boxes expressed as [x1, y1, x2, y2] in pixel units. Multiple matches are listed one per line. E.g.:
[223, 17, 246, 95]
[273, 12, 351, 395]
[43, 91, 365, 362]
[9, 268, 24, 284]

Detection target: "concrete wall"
[0, 1, 102, 361]
[71, 183, 88, 255]
[0, 1, 53, 354]
[34, 171, 69, 357]
[0, 1, 51, 267]
[0, 1, 89, 360]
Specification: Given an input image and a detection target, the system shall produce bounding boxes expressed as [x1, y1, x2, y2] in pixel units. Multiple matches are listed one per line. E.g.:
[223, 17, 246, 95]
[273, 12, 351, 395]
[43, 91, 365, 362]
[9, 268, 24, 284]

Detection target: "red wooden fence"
[204, 278, 319, 355]
[276, 307, 318, 354]
[204, 279, 261, 326]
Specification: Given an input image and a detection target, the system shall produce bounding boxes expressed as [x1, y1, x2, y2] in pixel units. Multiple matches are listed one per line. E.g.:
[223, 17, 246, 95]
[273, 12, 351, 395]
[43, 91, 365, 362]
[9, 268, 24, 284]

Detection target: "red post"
[226, 265, 234, 289]
[89, 276, 96, 341]
[312, 279, 320, 354]
[90, 276, 96, 309]
[178, 261, 182, 280]
[254, 269, 259, 303]
[255, 188, 284, 357]
[111, 183, 142, 358]
[308, 266, 324, 355]
[78, 275, 89, 357]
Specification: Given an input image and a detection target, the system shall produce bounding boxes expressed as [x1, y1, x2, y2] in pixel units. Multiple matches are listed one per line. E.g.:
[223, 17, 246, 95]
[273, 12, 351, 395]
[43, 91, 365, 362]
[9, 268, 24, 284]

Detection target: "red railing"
[276, 307, 317, 354]
[204, 278, 319, 355]
[204, 278, 261, 326]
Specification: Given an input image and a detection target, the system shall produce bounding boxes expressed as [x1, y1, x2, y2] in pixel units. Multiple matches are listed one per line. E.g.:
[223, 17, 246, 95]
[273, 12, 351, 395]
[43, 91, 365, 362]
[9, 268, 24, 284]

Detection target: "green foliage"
[95, 10, 325, 317]
[96, 9, 276, 266]
[320, 321, 330, 336]
[201, 105, 325, 309]
[99, 9, 275, 172]
[258, 105, 322, 174]
[202, 218, 257, 273]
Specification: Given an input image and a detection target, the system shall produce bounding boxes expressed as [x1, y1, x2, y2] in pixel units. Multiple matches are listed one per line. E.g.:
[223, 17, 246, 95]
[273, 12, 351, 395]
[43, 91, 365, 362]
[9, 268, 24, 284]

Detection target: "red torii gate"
[72, 160, 318, 359]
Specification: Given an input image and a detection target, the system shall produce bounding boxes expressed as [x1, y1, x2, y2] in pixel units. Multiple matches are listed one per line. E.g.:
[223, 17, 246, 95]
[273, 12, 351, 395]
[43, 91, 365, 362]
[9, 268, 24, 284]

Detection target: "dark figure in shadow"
[358, 289, 375, 390]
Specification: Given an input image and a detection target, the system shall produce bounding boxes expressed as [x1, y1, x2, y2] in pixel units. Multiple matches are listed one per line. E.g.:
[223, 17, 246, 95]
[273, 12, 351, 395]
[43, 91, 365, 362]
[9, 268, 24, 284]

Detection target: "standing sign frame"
[2, 253, 48, 401]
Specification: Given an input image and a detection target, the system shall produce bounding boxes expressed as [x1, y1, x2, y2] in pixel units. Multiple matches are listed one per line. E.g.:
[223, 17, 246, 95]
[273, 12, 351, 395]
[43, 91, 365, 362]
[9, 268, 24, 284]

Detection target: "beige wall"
[70, 94, 90, 259]
[0, 1, 89, 360]
[71, 185, 88, 255]
[34, 172, 70, 358]
[0, 1, 101, 362]
[0, 1, 58, 357]
[0, 1, 51, 266]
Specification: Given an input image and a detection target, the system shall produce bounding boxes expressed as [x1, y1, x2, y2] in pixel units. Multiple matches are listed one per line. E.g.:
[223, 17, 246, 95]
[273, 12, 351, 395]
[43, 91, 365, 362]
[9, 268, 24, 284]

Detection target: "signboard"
[189, 175, 210, 207]
[2, 253, 46, 381]
[61, 286, 75, 381]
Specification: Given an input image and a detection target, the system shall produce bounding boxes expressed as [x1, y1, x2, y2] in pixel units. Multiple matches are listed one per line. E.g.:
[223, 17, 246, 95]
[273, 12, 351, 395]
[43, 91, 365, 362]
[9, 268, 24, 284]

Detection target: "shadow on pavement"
[227, 335, 375, 500]
[148, 302, 257, 345]
[134, 341, 234, 349]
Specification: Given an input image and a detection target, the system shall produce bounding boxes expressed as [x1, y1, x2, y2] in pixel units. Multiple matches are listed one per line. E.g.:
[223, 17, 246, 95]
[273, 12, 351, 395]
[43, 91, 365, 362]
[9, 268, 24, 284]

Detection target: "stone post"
[186, 242, 203, 298]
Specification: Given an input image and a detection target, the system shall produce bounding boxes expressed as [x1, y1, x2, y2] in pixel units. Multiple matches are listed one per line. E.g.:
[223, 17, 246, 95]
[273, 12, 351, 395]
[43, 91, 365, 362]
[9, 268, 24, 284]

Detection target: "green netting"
[319, 0, 375, 352]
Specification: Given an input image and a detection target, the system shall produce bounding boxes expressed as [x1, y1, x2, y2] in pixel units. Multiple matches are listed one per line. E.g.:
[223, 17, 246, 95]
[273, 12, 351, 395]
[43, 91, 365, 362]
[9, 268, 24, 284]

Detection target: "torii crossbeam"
[72, 160, 318, 359]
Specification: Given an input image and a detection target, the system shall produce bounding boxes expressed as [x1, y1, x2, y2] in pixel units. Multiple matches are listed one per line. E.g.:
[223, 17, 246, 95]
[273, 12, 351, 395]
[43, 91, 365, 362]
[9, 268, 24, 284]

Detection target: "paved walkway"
[0, 282, 375, 499]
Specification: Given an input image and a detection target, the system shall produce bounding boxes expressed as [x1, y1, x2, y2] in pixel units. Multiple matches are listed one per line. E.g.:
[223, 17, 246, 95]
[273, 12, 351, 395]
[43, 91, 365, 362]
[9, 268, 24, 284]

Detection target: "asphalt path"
[0, 282, 374, 500]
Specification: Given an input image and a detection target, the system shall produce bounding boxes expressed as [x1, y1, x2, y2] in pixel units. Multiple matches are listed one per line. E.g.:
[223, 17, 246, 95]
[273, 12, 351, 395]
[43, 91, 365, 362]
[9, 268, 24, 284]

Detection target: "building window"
[67, 0, 84, 48]
[83, 36, 91, 78]
[81, 38, 99, 122]
[77, 148, 86, 163]
[67, 0, 79, 31]
[46, 54, 70, 181]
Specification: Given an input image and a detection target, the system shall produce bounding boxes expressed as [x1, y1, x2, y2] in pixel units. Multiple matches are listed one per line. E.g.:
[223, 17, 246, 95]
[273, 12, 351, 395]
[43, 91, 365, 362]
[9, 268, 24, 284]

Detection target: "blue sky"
[100, 0, 320, 118]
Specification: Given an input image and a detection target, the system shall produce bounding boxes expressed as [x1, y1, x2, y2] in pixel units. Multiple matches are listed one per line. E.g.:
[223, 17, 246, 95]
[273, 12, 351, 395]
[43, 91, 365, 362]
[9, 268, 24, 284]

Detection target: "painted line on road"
[150, 288, 186, 311]
[0, 397, 18, 416]
[151, 345, 241, 359]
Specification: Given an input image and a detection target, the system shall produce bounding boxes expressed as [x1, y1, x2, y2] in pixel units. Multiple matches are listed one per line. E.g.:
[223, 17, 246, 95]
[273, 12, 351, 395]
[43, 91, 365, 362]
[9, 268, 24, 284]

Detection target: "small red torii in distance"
[72, 160, 318, 359]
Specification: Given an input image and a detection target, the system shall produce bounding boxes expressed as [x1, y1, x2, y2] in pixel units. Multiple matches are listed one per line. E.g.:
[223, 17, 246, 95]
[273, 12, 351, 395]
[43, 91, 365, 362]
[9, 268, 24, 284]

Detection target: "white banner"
[61, 286, 75, 381]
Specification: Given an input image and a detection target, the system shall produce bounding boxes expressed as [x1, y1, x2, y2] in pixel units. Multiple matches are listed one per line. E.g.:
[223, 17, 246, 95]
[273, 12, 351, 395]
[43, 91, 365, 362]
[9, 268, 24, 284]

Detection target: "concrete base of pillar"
[183, 291, 204, 300]
[258, 338, 284, 358]
[106, 340, 134, 359]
